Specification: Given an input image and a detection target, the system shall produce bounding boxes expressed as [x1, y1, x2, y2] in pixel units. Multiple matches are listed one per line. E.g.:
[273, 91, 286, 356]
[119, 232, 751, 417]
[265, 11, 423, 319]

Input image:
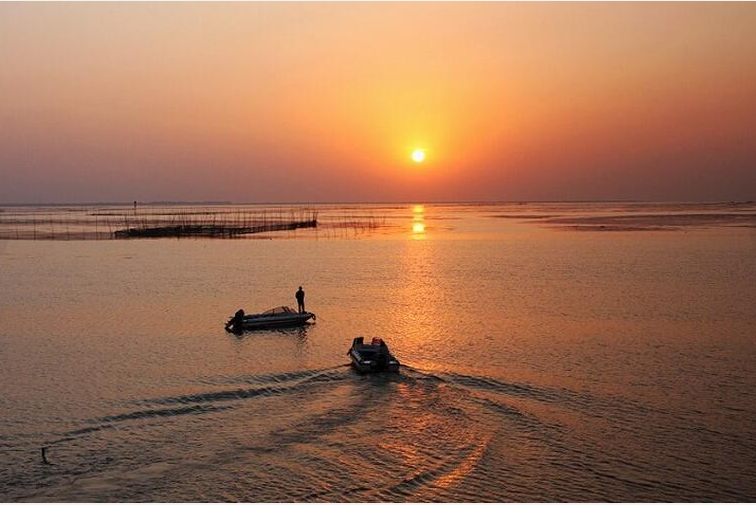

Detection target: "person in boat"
[225, 309, 245, 331]
[295, 286, 305, 313]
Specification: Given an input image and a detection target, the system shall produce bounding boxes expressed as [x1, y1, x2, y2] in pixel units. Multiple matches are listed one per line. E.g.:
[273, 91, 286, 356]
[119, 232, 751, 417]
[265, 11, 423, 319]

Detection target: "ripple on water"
[3, 367, 755, 502]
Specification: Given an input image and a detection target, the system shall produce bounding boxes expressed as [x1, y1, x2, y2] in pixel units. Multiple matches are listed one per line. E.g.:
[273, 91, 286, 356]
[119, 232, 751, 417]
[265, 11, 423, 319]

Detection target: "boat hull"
[349, 349, 400, 373]
[234, 312, 314, 331]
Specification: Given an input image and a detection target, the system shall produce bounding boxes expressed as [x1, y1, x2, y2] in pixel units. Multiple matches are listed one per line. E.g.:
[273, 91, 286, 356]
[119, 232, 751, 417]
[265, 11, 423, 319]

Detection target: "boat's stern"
[349, 348, 373, 373]
[386, 357, 401, 372]
[348, 337, 400, 373]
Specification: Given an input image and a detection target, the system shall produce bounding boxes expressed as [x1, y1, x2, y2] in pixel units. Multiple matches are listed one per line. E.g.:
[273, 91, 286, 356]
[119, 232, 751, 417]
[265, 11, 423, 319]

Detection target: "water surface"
[1, 203, 755, 501]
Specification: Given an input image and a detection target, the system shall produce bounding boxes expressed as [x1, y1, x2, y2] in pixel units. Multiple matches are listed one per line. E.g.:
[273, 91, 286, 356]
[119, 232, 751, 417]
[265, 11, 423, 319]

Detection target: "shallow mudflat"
[490, 201, 756, 231]
[545, 212, 756, 231]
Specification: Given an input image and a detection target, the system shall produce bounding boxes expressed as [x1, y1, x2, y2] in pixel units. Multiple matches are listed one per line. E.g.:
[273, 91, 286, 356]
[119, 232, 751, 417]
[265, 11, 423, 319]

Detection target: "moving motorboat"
[348, 337, 400, 373]
[225, 306, 315, 332]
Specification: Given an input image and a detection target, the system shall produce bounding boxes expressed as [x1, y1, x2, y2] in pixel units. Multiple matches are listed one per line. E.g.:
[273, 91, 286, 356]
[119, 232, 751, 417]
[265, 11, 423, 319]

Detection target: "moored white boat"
[225, 306, 315, 332]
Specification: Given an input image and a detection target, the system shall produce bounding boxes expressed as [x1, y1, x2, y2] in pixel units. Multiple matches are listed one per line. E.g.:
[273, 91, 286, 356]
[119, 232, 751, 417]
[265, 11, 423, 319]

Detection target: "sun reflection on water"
[411, 204, 426, 238]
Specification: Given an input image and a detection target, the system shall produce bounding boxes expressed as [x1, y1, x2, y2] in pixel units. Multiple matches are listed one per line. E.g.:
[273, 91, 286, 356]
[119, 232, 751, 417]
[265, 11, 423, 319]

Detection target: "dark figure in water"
[296, 286, 305, 313]
[225, 309, 245, 332]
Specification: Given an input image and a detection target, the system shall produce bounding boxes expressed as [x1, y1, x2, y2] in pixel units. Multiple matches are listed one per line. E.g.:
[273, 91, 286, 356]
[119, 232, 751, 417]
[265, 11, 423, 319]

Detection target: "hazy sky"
[1, 2, 755, 203]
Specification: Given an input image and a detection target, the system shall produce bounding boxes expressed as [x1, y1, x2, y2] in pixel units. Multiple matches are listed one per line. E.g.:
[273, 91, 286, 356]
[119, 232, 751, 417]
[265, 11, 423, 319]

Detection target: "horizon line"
[1, 198, 754, 207]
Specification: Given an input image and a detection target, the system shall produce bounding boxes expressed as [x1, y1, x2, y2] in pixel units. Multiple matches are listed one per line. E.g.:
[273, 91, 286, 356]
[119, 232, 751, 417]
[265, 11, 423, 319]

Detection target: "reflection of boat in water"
[225, 306, 315, 332]
[348, 337, 400, 373]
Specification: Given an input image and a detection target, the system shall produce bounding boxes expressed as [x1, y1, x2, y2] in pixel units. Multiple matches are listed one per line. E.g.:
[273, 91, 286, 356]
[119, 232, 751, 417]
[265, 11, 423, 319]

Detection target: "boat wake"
[5, 365, 751, 502]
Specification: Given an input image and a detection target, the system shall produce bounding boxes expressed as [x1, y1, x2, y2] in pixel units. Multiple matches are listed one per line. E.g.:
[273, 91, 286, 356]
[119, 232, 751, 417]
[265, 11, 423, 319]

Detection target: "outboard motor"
[375, 338, 389, 370]
[226, 309, 246, 333]
[376, 352, 388, 370]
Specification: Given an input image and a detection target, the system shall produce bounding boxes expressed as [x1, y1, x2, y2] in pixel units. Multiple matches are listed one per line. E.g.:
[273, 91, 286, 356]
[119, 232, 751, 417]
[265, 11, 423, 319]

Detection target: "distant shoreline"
[0, 201, 234, 207]
[1, 199, 753, 207]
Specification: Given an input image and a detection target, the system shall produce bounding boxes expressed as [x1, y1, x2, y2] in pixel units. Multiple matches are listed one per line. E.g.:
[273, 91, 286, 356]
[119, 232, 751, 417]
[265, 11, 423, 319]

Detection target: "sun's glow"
[411, 149, 426, 163]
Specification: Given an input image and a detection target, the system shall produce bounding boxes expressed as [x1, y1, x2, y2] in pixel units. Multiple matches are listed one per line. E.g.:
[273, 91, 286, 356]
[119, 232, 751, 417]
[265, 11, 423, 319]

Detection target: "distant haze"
[1, 2, 755, 204]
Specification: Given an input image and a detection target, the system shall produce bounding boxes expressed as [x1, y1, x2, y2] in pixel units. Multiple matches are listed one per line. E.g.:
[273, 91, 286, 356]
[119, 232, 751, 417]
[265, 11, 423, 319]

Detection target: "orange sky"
[1, 2, 755, 203]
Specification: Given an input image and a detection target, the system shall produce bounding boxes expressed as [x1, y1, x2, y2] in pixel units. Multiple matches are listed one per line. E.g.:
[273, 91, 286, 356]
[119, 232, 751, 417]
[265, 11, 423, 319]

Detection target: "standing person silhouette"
[295, 286, 305, 313]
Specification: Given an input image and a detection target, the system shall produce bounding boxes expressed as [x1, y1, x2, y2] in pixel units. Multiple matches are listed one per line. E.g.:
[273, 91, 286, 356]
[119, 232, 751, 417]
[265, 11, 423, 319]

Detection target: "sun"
[411, 149, 426, 163]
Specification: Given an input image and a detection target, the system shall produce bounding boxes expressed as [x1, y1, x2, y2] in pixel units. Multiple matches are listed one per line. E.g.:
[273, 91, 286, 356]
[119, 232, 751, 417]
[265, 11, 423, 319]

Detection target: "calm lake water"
[1, 202, 755, 501]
